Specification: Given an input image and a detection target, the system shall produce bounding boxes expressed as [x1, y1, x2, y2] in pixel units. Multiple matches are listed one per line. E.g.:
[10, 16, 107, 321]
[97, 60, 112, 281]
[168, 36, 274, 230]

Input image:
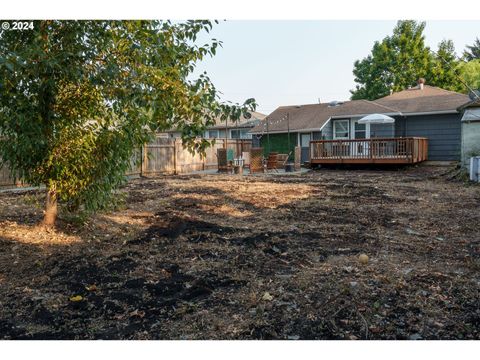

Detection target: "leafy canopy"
[463, 37, 480, 61]
[0, 20, 255, 212]
[430, 39, 464, 93]
[350, 20, 465, 100]
[457, 59, 480, 92]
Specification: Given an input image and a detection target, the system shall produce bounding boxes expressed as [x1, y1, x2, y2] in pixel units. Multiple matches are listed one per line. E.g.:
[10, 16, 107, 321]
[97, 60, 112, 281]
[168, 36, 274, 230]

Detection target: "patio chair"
[266, 152, 279, 173]
[217, 148, 233, 173]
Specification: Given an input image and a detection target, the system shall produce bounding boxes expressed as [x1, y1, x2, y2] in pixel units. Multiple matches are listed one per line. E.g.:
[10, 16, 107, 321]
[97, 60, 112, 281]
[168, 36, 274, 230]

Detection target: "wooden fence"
[128, 137, 252, 176]
[0, 138, 252, 188]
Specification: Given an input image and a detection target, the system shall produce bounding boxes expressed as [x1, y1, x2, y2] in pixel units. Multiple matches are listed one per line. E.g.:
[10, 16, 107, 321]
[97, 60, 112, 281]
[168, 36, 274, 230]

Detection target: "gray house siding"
[321, 121, 333, 139]
[370, 123, 395, 138]
[394, 113, 462, 161]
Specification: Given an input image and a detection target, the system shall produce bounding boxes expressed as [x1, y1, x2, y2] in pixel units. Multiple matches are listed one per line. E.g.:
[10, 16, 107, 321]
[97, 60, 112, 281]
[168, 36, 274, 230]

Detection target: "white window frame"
[333, 119, 350, 140]
[230, 129, 252, 139]
[300, 132, 312, 147]
[205, 129, 219, 139]
[230, 129, 241, 139]
[353, 120, 368, 139]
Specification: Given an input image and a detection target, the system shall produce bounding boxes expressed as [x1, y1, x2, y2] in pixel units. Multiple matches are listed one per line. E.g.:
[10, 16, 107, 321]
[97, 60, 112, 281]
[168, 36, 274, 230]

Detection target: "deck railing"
[310, 137, 428, 164]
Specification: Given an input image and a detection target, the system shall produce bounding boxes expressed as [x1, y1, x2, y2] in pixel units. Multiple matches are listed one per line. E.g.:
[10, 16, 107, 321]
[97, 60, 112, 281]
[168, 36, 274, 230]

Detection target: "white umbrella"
[358, 113, 395, 124]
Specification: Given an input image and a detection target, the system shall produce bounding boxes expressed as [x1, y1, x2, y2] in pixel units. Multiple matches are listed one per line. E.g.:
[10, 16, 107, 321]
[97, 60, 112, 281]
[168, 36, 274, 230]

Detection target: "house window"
[231, 129, 252, 139]
[205, 130, 219, 139]
[354, 122, 366, 139]
[333, 119, 350, 139]
[300, 133, 311, 147]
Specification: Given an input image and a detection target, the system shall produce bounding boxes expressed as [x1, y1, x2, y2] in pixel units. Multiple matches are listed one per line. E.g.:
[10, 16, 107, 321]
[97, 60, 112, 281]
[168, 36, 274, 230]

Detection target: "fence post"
[141, 144, 147, 177]
[173, 139, 177, 175]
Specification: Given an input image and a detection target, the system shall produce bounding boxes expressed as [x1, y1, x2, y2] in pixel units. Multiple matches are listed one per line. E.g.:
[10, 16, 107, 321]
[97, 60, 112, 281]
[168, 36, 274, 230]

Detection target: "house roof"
[457, 96, 480, 111]
[250, 100, 400, 134]
[458, 96, 480, 122]
[251, 85, 470, 134]
[209, 111, 266, 130]
[162, 111, 266, 133]
[375, 85, 469, 114]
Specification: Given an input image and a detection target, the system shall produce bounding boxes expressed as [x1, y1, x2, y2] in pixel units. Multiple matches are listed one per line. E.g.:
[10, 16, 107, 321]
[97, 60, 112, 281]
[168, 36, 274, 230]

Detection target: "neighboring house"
[458, 97, 480, 167]
[250, 81, 470, 164]
[162, 111, 266, 139]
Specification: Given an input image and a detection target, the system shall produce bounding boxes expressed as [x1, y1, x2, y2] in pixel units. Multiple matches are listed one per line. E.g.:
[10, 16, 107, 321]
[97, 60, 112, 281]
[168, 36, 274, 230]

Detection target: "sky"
[192, 20, 480, 115]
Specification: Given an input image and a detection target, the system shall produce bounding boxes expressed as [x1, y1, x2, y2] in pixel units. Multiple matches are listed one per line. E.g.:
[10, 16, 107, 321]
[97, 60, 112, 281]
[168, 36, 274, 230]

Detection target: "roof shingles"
[251, 85, 470, 134]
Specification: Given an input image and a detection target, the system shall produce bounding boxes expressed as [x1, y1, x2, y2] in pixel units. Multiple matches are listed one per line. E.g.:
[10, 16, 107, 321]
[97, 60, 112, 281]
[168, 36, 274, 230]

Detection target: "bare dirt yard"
[0, 166, 479, 340]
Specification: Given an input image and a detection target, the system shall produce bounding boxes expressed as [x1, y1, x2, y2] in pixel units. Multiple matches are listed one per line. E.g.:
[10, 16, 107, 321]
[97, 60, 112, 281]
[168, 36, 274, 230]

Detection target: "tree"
[0, 21, 255, 226]
[350, 21, 465, 100]
[351, 21, 432, 100]
[429, 40, 463, 93]
[463, 37, 480, 61]
[457, 59, 480, 92]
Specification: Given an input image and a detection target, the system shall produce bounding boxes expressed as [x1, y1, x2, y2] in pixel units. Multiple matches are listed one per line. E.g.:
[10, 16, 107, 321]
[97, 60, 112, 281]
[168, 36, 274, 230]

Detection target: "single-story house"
[250, 80, 470, 164]
[162, 111, 266, 139]
[458, 96, 480, 167]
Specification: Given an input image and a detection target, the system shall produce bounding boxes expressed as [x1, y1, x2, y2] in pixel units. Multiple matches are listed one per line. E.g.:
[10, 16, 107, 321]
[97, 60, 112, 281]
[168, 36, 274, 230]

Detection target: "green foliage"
[463, 37, 480, 61]
[457, 60, 480, 91]
[350, 20, 464, 100]
[429, 40, 463, 92]
[0, 20, 256, 214]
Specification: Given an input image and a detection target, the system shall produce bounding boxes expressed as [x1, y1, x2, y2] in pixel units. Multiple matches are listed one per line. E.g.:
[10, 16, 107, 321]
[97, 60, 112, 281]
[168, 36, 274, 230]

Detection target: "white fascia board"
[329, 112, 401, 119]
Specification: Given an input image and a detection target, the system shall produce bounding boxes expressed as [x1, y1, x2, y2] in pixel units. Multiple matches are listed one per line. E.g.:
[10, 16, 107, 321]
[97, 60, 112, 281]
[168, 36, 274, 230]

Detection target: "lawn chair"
[226, 148, 234, 163]
[266, 152, 279, 173]
[217, 148, 233, 173]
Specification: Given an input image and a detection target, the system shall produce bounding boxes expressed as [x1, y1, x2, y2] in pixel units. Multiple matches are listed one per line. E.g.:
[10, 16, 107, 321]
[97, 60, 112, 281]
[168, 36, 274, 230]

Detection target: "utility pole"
[266, 116, 270, 154]
[287, 113, 290, 157]
[225, 117, 228, 148]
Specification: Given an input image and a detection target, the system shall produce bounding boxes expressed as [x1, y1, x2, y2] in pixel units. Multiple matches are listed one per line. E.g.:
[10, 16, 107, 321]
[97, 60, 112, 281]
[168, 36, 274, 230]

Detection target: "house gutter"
[398, 110, 459, 116]
[249, 127, 322, 135]
[329, 112, 402, 119]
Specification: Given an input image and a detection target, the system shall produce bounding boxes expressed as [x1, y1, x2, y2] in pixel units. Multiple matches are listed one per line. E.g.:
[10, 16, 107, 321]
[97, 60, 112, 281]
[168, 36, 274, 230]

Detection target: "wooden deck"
[310, 137, 428, 165]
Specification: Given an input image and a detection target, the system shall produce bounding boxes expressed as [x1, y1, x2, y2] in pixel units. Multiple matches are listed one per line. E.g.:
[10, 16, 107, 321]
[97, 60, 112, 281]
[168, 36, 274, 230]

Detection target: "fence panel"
[0, 165, 15, 187]
[0, 137, 253, 188]
[143, 138, 176, 175]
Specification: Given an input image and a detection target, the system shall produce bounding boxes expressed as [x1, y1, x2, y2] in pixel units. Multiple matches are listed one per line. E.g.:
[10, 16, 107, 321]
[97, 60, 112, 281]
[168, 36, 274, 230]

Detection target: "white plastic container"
[470, 156, 480, 182]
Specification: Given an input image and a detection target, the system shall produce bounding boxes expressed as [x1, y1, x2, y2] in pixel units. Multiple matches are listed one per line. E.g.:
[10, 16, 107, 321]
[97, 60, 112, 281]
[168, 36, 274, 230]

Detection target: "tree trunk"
[43, 188, 58, 227]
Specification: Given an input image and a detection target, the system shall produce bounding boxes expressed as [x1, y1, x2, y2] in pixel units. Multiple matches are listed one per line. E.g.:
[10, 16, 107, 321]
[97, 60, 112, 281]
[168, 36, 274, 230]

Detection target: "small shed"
[459, 97, 480, 167]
